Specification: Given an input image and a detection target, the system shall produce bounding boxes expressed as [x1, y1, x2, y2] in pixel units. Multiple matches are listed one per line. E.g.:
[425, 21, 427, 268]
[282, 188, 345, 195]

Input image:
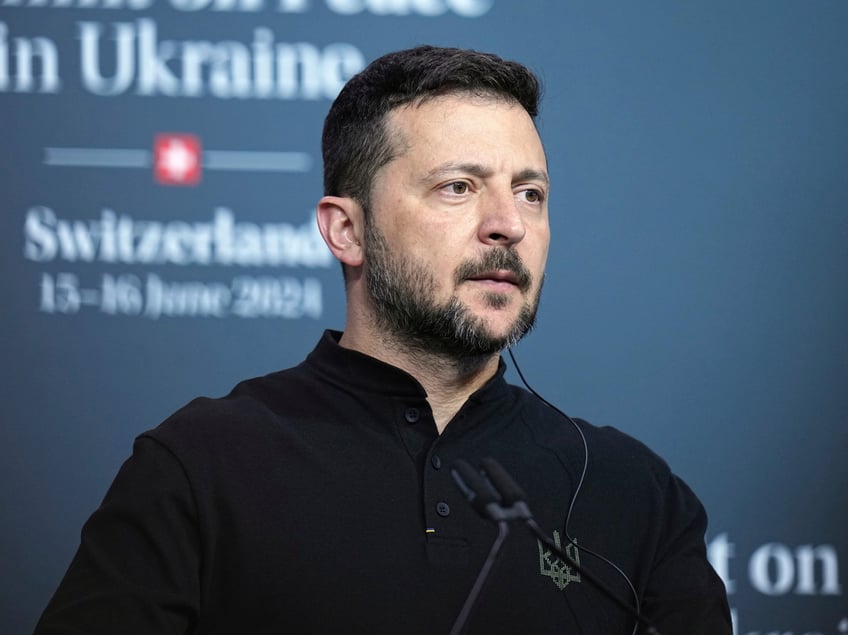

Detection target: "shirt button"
[431, 455, 442, 469]
[436, 501, 451, 517]
[404, 407, 420, 423]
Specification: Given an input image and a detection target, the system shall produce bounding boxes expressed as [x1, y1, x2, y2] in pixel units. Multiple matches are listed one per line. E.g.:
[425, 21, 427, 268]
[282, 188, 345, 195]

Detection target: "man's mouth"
[455, 249, 533, 292]
[466, 269, 521, 287]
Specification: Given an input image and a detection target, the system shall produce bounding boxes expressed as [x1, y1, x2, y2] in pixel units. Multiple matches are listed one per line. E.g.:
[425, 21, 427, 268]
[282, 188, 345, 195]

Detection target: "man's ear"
[316, 196, 365, 267]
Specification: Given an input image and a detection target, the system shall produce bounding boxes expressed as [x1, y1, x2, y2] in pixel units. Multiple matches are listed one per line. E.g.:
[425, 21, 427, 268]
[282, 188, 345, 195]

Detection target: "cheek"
[524, 228, 550, 272]
[402, 239, 456, 282]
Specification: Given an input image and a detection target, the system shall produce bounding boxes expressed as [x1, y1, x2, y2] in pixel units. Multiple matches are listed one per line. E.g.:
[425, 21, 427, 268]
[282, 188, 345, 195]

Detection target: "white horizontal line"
[0, 0, 90, 6]
[44, 147, 312, 172]
[203, 151, 312, 172]
[45, 148, 151, 168]
[1, 0, 130, 6]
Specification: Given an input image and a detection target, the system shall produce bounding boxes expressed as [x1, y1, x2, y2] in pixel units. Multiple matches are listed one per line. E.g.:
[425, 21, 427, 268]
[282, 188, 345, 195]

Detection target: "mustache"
[454, 248, 533, 292]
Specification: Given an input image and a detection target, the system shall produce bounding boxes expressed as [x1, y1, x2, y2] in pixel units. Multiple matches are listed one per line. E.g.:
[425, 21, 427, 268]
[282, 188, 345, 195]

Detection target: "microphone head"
[451, 458, 534, 521]
[450, 459, 502, 518]
[479, 457, 528, 506]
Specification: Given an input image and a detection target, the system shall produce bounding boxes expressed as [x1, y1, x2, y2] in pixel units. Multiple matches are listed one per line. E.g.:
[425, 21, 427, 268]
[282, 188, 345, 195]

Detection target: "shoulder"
[140, 362, 316, 463]
[510, 385, 672, 476]
[581, 418, 673, 482]
[507, 386, 685, 511]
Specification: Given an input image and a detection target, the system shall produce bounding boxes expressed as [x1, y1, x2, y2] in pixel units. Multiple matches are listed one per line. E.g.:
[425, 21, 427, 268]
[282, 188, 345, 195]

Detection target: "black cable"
[507, 347, 644, 635]
[525, 518, 659, 635]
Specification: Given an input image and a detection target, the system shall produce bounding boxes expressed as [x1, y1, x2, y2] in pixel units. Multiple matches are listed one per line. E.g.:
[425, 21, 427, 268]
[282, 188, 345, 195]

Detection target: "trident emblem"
[538, 530, 581, 590]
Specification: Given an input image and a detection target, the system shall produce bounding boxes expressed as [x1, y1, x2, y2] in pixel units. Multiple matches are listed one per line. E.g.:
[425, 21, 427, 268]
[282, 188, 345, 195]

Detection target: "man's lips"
[454, 249, 532, 291]
[466, 269, 520, 285]
[466, 269, 530, 293]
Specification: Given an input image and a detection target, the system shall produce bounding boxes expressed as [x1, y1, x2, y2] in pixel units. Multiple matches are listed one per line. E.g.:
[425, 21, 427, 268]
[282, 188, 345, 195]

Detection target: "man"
[36, 46, 731, 634]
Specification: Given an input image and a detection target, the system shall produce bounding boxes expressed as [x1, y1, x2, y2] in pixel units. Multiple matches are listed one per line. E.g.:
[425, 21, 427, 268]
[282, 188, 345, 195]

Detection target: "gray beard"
[363, 218, 541, 362]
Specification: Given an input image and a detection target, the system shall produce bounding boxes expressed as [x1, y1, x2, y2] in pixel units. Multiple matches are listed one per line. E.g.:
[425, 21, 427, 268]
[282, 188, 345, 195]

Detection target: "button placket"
[423, 437, 464, 535]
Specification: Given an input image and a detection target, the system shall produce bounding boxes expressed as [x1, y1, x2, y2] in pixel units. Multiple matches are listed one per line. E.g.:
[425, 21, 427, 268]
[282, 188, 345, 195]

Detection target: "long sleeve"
[34, 437, 201, 635]
[641, 474, 732, 634]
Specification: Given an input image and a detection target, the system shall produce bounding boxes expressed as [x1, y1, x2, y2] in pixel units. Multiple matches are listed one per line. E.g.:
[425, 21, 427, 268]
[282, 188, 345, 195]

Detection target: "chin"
[475, 316, 524, 340]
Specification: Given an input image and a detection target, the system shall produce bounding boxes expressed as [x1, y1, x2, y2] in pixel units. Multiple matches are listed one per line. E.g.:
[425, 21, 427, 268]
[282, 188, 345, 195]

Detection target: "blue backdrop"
[2, 2, 846, 633]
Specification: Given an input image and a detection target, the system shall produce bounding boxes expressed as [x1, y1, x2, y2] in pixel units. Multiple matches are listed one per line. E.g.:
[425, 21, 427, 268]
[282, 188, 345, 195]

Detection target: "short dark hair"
[321, 45, 542, 207]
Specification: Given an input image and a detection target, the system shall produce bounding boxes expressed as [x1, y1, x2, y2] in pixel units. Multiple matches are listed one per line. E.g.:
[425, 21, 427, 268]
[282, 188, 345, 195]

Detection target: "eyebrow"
[422, 162, 549, 187]
[515, 168, 550, 186]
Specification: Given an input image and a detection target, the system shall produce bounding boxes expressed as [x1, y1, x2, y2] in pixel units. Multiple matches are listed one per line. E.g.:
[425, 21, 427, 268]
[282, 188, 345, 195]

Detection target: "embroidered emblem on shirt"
[538, 530, 581, 590]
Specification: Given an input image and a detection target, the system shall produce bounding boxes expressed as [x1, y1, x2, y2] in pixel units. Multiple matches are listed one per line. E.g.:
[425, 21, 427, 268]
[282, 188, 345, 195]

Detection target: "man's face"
[363, 93, 550, 358]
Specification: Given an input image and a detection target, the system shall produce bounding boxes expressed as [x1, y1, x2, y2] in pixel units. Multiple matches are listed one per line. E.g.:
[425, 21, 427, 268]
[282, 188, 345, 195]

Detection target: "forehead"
[383, 93, 547, 170]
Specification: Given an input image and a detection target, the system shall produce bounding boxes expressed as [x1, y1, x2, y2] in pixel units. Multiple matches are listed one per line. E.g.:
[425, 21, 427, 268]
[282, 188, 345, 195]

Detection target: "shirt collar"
[305, 330, 510, 403]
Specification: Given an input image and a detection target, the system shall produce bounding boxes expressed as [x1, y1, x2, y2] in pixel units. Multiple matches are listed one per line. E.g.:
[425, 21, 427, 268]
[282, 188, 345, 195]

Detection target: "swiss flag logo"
[154, 133, 202, 185]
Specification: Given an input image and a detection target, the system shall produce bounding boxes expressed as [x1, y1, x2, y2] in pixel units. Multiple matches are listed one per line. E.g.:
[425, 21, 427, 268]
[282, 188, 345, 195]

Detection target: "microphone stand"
[450, 457, 661, 635]
[448, 520, 509, 635]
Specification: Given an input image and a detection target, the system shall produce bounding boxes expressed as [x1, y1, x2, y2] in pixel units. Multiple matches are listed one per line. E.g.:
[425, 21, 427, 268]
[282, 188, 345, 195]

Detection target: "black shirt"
[36, 330, 731, 634]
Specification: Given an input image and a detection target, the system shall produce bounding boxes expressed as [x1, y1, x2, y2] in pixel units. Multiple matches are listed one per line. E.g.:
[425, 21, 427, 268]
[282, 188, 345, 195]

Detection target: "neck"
[339, 326, 501, 434]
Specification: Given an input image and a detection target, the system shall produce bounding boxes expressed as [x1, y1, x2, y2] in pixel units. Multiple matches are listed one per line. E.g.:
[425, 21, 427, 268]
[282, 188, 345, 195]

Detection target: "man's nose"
[478, 189, 527, 247]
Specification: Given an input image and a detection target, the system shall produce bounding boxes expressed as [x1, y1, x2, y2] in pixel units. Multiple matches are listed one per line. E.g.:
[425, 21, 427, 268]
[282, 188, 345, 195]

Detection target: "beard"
[363, 218, 542, 360]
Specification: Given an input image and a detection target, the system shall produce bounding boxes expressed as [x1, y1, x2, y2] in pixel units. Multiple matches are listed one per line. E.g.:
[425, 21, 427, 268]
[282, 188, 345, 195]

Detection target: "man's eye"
[521, 189, 543, 203]
[448, 182, 468, 195]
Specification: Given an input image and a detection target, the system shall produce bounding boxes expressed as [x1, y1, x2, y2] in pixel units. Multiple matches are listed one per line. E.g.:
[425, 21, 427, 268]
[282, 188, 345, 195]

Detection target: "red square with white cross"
[154, 133, 202, 185]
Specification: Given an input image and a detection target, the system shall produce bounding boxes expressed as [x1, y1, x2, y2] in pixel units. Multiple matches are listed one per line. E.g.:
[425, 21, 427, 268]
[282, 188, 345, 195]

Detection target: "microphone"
[451, 457, 662, 635]
[451, 457, 532, 522]
[447, 459, 511, 635]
